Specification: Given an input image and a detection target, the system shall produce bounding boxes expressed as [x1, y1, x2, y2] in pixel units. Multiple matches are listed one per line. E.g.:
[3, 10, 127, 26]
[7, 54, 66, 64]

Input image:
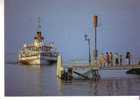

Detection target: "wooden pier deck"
[65, 64, 140, 70]
[64, 64, 99, 69]
[101, 64, 140, 70]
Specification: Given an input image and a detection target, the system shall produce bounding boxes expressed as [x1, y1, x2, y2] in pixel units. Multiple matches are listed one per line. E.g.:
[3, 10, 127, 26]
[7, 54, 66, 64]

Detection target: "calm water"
[5, 54, 140, 96]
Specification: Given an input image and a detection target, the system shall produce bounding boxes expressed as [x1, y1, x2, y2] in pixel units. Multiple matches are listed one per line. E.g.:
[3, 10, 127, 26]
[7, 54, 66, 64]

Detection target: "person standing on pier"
[99, 53, 106, 68]
[109, 52, 113, 66]
[126, 51, 131, 65]
[105, 52, 109, 66]
[119, 54, 122, 65]
[114, 53, 119, 66]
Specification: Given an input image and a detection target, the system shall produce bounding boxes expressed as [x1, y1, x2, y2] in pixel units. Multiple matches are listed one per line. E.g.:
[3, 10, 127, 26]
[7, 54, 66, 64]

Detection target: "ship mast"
[37, 17, 42, 32]
[34, 17, 44, 47]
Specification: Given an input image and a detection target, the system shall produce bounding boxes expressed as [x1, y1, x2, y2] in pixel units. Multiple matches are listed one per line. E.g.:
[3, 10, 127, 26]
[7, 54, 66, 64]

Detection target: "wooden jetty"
[56, 55, 140, 81]
[56, 55, 100, 81]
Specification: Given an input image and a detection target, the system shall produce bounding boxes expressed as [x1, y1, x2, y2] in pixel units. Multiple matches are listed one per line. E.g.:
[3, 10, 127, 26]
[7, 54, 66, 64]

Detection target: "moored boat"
[18, 18, 58, 65]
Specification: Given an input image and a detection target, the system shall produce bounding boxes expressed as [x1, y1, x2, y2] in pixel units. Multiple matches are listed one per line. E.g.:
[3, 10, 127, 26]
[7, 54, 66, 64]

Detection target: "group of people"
[98, 51, 132, 67]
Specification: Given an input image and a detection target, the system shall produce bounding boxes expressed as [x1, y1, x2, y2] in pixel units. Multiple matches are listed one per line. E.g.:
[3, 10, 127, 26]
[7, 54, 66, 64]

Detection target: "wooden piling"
[56, 55, 64, 79]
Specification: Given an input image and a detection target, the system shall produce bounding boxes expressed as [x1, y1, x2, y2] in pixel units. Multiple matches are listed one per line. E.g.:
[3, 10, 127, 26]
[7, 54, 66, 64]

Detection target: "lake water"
[5, 54, 140, 96]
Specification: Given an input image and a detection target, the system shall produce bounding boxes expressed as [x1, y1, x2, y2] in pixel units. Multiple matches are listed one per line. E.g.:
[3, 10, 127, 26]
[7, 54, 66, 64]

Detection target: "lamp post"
[84, 34, 91, 65]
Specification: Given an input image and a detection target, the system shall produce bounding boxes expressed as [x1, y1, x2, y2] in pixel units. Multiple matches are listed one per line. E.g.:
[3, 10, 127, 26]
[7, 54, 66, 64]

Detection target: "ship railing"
[20, 52, 57, 57]
[22, 46, 57, 53]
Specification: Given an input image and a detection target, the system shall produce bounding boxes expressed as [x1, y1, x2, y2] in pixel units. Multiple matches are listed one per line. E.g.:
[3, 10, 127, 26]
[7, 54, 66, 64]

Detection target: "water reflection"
[56, 78, 140, 96]
[5, 64, 41, 96]
[5, 56, 140, 96]
[6, 63, 59, 96]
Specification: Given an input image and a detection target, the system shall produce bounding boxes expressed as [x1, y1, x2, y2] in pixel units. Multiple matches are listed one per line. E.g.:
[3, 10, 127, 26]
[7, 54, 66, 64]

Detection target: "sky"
[5, 0, 140, 62]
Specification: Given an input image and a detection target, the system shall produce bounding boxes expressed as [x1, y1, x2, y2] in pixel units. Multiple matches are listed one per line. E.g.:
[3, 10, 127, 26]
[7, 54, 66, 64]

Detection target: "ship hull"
[18, 55, 57, 65]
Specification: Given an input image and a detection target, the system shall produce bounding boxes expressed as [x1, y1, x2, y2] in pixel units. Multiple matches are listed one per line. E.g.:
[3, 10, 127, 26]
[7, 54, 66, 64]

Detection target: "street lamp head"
[84, 34, 88, 40]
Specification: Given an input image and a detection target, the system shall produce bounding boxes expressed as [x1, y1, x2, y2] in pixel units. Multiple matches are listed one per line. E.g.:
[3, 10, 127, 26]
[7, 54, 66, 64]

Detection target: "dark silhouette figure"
[115, 53, 119, 66]
[109, 52, 113, 66]
[106, 52, 109, 66]
[120, 55, 122, 65]
[126, 52, 131, 65]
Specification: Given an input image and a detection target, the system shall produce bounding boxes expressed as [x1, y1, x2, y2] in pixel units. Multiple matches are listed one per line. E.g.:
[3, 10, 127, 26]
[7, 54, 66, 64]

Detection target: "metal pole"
[94, 26, 97, 62]
[84, 34, 91, 65]
[93, 16, 98, 65]
[88, 39, 91, 65]
[92, 16, 99, 79]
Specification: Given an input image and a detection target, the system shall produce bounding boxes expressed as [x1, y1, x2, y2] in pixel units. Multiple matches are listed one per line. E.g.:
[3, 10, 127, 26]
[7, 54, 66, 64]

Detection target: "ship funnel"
[56, 54, 64, 78]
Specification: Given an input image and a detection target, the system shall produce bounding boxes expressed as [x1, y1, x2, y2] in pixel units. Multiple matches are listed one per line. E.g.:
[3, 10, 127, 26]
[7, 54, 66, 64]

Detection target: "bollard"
[56, 54, 64, 79]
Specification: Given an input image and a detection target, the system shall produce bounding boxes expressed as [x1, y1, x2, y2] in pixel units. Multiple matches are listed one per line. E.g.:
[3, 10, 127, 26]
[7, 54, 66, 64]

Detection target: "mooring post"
[56, 54, 64, 79]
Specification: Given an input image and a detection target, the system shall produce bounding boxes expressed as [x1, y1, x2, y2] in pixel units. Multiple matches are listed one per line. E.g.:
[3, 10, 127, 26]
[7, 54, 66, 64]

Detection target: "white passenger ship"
[18, 18, 58, 65]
